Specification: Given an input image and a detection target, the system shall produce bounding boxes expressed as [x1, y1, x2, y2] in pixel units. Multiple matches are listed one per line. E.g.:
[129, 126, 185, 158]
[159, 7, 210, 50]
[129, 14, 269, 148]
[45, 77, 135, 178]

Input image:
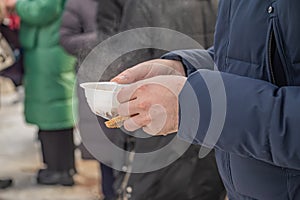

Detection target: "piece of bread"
[105, 116, 129, 128]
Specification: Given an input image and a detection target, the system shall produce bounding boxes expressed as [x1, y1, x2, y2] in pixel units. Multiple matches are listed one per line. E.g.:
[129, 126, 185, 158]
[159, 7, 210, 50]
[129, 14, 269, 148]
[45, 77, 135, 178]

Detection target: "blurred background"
[0, 78, 100, 199]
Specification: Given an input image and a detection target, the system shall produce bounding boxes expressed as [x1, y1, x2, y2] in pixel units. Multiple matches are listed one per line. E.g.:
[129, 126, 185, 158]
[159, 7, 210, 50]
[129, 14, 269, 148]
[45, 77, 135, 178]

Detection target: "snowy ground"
[0, 79, 101, 200]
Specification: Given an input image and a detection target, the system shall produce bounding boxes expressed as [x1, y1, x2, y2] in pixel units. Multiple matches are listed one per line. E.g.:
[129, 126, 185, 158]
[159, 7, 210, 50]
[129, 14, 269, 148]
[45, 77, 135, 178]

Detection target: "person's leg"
[100, 163, 116, 199]
[38, 131, 48, 167]
[39, 128, 75, 171]
[55, 128, 76, 173]
[37, 129, 75, 186]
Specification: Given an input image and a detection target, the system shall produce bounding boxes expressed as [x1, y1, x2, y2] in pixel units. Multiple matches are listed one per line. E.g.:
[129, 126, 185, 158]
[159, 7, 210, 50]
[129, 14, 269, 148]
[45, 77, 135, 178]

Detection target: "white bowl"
[80, 82, 126, 119]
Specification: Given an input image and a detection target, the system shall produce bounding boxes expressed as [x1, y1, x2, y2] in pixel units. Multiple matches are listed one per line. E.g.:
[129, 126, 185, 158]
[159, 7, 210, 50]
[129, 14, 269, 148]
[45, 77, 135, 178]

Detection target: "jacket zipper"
[118, 151, 135, 200]
[268, 30, 276, 84]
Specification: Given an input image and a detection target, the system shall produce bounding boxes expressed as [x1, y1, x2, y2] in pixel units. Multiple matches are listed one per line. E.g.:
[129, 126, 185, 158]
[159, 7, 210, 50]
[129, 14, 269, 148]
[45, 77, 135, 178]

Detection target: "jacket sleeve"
[59, 0, 98, 58]
[162, 48, 215, 76]
[178, 67, 300, 170]
[16, 0, 62, 26]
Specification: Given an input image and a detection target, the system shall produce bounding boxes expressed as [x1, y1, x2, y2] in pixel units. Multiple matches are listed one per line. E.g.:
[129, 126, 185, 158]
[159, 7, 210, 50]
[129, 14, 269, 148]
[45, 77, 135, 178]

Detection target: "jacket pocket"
[215, 151, 236, 191]
[266, 18, 289, 86]
[287, 169, 300, 200]
[230, 154, 289, 200]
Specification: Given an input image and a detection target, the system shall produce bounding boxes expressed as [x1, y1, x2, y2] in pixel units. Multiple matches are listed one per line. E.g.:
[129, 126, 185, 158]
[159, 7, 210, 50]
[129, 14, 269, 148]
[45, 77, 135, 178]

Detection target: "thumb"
[111, 68, 139, 84]
[111, 72, 133, 84]
[111, 62, 152, 84]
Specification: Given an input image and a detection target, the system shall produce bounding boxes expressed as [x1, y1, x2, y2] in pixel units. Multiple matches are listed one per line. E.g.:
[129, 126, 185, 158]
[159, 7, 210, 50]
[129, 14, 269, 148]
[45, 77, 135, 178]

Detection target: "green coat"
[17, 0, 77, 130]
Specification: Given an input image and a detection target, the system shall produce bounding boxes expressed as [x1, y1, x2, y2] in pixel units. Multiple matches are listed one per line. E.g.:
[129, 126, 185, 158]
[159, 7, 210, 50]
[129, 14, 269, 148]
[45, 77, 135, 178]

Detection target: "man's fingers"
[118, 99, 141, 116]
[123, 114, 151, 132]
[117, 84, 139, 103]
[111, 71, 132, 84]
[116, 81, 150, 103]
[111, 67, 140, 84]
[111, 62, 152, 84]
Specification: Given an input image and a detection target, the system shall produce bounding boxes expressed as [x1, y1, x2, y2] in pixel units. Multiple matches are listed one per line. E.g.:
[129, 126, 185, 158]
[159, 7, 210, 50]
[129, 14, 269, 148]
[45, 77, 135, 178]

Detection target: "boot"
[37, 129, 76, 186]
[0, 179, 13, 189]
[37, 169, 74, 186]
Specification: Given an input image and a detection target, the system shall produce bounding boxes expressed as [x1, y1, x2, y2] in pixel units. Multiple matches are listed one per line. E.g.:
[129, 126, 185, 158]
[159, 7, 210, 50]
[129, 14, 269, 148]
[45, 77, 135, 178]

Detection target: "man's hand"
[117, 75, 187, 136]
[111, 59, 185, 84]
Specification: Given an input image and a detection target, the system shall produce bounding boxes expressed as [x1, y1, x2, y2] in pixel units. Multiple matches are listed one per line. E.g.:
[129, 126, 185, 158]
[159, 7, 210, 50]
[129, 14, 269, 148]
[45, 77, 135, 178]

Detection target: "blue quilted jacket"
[164, 0, 300, 199]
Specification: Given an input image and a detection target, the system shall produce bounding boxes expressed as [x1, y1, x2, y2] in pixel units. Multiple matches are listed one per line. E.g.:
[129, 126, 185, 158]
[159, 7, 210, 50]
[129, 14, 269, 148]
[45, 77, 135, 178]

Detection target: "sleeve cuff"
[161, 49, 214, 76]
[177, 70, 212, 147]
[161, 52, 197, 76]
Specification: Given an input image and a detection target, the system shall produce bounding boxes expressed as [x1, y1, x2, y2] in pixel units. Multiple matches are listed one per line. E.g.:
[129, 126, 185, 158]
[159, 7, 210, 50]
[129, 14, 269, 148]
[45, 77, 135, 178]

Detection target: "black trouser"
[38, 128, 75, 172]
[100, 163, 116, 199]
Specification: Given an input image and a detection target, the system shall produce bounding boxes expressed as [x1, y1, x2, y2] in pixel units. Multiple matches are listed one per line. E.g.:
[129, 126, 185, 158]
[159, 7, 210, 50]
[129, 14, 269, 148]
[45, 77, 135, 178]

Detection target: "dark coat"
[164, 0, 300, 199]
[119, 0, 216, 48]
[60, 0, 98, 62]
[59, 0, 102, 159]
[96, 0, 225, 200]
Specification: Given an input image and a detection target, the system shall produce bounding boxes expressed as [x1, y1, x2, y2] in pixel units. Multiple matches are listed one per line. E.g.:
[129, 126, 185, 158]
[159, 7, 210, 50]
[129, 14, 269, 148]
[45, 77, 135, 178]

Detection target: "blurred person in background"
[96, 0, 226, 199]
[5, 0, 77, 186]
[0, 0, 18, 190]
[0, 0, 23, 90]
[60, 0, 98, 66]
[59, 0, 116, 199]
